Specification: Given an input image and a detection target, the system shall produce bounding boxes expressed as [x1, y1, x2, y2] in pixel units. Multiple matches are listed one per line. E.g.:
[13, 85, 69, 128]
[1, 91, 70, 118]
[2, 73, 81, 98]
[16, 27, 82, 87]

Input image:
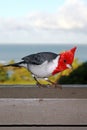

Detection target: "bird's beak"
[66, 64, 73, 69]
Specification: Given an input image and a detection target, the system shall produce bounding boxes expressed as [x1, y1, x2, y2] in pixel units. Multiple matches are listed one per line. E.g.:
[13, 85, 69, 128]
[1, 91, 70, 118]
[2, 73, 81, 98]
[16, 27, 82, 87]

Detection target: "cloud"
[0, 0, 87, 44]
[57, 0, 87, 31]
[0, 0, 87, 33]
[16, 0, 87, 32]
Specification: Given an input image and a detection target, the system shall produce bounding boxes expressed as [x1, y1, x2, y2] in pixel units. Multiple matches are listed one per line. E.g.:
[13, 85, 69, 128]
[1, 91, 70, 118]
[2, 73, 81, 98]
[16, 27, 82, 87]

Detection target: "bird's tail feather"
[3, 61, 25, 67]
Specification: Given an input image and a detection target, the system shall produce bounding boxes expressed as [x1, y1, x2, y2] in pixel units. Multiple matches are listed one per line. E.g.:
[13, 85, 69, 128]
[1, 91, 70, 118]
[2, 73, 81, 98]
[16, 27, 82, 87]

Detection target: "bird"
[4, 46, 77, 88]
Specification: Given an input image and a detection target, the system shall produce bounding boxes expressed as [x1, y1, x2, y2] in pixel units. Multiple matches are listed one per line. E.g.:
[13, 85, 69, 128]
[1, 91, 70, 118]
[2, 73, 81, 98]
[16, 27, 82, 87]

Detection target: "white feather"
[28, 55, 60, 78]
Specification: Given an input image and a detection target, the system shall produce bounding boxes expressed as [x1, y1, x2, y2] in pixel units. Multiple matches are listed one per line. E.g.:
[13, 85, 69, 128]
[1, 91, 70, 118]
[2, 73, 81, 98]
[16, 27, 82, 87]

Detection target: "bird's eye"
[64, 59, 67, 63]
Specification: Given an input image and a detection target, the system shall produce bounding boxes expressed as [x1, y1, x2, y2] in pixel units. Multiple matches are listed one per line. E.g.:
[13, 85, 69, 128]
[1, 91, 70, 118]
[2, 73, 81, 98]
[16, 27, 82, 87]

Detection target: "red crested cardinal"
[4, 46, 77, 87]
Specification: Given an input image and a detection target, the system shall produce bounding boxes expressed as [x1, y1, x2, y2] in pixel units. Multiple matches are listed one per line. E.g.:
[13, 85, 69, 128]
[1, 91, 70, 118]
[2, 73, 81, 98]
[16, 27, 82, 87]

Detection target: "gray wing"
[22, 52, 58, 65]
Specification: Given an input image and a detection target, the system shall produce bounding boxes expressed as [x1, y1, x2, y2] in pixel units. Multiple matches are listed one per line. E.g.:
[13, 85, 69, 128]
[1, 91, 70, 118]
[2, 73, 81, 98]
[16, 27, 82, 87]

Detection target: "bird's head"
[59, 46, 77, 70]
[52, 46, 77, 75]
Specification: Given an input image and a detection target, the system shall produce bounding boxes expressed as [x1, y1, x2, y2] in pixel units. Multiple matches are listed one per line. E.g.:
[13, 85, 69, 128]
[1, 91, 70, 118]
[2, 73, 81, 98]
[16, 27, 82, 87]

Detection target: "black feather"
[22, 52, 58, 65]
[3, 61, 25, 67]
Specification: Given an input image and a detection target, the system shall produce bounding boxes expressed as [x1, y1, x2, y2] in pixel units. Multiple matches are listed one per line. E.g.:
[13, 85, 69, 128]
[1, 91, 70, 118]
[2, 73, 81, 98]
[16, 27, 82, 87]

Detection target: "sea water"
[0, 44, 86, 63]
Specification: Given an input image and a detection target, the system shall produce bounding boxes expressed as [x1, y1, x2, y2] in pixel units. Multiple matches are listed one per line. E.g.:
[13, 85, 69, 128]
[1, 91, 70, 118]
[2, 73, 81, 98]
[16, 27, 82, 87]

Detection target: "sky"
[0, 0, 87, 44]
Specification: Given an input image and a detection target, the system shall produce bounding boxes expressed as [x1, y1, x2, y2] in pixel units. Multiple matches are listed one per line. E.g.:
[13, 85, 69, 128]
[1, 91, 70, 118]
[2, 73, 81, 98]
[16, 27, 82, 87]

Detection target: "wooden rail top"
[0, 85, 87, 128]
[0, 85, 87, 98]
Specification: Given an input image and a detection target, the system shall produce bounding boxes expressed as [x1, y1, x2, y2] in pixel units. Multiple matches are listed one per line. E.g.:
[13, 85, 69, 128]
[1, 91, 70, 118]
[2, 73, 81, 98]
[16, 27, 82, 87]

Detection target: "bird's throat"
[52, 67, 60, 75]
[52, 64, 66, 75]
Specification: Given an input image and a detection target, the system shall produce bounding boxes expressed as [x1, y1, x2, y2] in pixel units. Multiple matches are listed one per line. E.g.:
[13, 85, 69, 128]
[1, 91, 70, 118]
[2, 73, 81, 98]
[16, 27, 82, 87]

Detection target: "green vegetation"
[0, 60, 36, 85]
[0, 58, 86, 85]
[58, 62, 87, 84]
[0, 66, 9, 82]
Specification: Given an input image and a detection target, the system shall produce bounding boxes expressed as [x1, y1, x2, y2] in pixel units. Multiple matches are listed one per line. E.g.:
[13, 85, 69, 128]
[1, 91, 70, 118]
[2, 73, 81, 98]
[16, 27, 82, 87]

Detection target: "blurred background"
[0, 0, 87, 85]
[0, 44, 86, 85]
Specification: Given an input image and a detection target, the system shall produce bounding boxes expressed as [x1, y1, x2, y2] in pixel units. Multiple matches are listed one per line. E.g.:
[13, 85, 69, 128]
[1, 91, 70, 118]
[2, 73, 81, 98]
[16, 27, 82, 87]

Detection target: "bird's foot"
[53, 83, 62, 89]
[36, 81, 62, 89]
[36, 82, 48, 88]
[49, 82, 62, 89]
[46, 80, 62, 89]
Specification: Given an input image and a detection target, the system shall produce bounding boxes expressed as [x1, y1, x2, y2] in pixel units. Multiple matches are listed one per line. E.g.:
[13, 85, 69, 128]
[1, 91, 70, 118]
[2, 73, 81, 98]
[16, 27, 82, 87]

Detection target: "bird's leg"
[32, 75, 47, 88]
[45, 78, 62, 89]
[32, 75, 41, 87]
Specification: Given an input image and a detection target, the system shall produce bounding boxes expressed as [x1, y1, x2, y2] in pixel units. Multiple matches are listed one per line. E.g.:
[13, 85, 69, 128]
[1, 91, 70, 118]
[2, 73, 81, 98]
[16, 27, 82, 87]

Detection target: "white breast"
[28, 55, 59, 78]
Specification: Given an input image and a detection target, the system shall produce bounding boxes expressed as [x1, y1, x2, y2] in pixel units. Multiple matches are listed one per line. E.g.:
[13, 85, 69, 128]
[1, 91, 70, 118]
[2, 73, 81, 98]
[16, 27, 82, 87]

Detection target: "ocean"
[0, 44, 86, 63]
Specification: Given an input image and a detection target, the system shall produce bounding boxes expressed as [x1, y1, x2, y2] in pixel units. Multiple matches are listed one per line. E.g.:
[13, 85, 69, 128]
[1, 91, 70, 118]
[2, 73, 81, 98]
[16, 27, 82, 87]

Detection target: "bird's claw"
[37, 83, 62, 89]
[36, 83, 47, 88]
[49, 83, 62, 89]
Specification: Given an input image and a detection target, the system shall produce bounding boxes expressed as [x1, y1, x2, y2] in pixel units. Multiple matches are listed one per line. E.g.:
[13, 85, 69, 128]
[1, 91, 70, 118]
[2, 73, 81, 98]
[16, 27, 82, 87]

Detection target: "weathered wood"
[0, 85, 87, 98]
[0, 98, 87, 125]
[0, 127, 87, 130]
[0, 85, 87, 129]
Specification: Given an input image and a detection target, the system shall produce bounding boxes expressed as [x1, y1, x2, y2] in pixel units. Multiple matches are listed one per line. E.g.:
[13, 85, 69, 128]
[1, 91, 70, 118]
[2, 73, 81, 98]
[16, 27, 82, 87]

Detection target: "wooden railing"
[0, 85, 87, 129]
